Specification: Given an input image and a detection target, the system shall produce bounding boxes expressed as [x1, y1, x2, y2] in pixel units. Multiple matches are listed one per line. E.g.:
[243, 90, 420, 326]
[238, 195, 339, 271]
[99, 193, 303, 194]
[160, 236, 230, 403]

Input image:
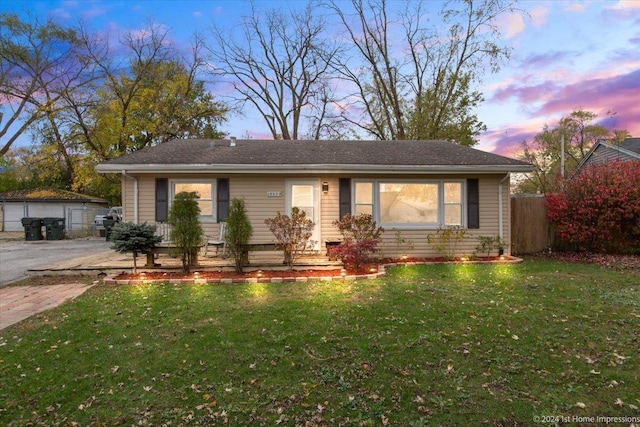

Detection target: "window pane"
[175, 183, 212, 200]
[197, 199, 213, 216]
[380, 183, 438, 224]
[355, 205, 373, 215]
[292, 185, 313, 208]
[444, 182, 461, 203]
[355, 182, 372, 204]
[445, 205, 462, 226]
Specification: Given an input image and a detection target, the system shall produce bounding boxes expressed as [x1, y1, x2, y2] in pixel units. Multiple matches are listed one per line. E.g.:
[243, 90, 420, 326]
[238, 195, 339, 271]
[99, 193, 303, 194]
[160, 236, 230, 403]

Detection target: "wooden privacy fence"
[510, 194, 554, 255]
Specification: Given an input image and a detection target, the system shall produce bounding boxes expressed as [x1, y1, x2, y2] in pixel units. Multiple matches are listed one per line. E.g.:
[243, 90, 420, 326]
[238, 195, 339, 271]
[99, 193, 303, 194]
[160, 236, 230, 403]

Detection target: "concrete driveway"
[0, 237, 113, 286]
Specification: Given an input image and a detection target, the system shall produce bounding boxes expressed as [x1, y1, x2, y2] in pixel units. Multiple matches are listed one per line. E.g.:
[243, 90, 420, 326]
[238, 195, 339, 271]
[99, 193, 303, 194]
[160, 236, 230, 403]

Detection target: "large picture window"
[354, 180, 465, 227]
[172, 181, 215, 220]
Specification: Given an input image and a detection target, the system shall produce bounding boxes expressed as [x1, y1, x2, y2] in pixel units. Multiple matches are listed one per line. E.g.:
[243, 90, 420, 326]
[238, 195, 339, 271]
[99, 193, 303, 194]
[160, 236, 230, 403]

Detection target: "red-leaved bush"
[331, 214, 384, 272]
[546, 160, 640, 253]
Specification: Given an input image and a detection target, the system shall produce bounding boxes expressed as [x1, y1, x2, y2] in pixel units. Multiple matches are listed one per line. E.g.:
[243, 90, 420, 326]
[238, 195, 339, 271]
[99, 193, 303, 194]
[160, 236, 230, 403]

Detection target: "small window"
[444, 182, 463, 226]
[172, 181, 215, 220]
[354, 181, 374, 215]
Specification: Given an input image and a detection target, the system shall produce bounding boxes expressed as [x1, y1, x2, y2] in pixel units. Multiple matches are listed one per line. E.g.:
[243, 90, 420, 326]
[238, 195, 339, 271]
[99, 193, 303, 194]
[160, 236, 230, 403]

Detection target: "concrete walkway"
[0, 283, 94, 330]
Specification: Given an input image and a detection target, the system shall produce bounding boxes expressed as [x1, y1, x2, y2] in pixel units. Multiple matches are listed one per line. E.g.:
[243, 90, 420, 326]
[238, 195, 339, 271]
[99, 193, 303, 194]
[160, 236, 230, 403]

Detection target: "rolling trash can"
[43, 217, 66, 240]
[21, 217, 44, 241]
[103, 217, 118, 241]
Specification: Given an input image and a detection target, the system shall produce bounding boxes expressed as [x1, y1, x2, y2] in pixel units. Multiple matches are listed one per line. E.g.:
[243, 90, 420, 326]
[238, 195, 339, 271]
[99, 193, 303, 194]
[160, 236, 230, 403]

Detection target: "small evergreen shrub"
[265, 207, 315, 269]
[110, 222, 162, 274]
[225, 198, 253, 274]
[168, 191, 204, 274]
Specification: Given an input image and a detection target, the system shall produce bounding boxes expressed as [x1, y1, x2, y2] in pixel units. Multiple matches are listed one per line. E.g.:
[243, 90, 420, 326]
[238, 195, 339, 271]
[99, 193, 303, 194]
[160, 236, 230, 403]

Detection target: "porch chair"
[204, 222, 226, 257]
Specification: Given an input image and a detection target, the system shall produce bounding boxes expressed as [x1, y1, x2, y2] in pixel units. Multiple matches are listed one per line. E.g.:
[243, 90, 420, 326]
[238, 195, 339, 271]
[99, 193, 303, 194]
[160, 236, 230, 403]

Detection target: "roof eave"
[96, 163, 534, 174]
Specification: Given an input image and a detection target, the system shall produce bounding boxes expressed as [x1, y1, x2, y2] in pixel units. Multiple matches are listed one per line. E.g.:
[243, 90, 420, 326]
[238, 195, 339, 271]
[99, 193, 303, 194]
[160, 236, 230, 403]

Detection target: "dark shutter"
[339, 178, 351, 219]
[155, 178, 168, 222]
[217, 178, 230, 222]
[467, 178, 479, 229]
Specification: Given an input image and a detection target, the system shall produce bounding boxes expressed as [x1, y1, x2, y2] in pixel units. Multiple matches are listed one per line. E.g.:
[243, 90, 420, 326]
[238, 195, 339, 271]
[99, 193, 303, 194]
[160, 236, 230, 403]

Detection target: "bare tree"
[0, 13, 86, 156]
[206, 1, 340, 140]
[327, 0, 517, 145]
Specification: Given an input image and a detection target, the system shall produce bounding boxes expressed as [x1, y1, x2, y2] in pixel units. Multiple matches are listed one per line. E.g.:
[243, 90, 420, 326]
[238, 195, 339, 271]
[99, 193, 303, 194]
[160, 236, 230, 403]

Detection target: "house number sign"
[267, 191, 282, 197]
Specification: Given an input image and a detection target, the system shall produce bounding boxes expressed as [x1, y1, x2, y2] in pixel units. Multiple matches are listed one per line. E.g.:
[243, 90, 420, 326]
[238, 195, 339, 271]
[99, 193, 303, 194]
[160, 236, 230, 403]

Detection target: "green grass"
[1, 258, 639, 426]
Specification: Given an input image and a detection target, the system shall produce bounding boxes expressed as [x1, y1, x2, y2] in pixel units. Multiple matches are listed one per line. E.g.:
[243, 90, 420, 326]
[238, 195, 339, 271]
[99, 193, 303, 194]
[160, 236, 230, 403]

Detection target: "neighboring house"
[95, 139, 533, 257]
[574, 137, 640, 173]
[0, 188, 109, 232]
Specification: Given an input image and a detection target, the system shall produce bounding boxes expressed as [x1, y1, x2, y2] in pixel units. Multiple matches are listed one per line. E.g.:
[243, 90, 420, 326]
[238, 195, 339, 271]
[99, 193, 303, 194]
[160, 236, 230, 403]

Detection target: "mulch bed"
[110, 256, 517, 283]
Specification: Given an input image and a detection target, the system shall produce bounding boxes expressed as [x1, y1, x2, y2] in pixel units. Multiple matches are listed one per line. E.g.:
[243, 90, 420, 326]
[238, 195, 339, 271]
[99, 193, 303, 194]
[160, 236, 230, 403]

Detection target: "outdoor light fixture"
[194, 272, 200, 280]
[340, 268, 347, 277]
[322, 181, 329, 194]
[139, 272, 146, 281]
[257, 270, 263, 278]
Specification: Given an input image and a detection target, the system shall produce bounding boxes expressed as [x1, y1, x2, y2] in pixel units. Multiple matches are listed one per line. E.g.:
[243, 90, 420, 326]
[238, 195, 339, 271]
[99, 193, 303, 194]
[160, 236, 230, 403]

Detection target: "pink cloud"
[565, 4, 586, 13]
[529, 5, 549, 26]
[481, 68, 640, 156]
[605, 0, 640, 11]
[497, 13, 525, 39]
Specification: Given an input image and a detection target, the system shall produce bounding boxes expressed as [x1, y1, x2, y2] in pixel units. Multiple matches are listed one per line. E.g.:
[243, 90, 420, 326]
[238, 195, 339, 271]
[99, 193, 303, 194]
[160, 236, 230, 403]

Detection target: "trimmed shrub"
[225, 198, 253, 274]
[427, 226, 468, 260]
[331, 213, 383, 272]
[110, 222, 162, 274]
[546, 160, 640, 254]
[265, 207, 315, 269]
[168, 191, 204, 274]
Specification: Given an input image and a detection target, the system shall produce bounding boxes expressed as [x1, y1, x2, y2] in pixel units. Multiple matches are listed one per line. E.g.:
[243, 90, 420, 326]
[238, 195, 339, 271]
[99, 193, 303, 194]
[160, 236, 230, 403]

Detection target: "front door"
[286, 179, 320, 252]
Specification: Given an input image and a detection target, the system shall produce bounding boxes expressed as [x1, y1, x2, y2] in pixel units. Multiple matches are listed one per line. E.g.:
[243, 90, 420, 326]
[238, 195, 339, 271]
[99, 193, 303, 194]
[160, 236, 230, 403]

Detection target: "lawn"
[1, 258, 639, 426]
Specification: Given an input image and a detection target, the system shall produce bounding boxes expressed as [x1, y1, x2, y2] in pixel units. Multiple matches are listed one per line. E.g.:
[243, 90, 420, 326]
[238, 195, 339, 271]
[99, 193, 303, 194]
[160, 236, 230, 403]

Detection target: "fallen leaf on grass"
[615, 398, 624, 407]
[576, 402, 586, 408]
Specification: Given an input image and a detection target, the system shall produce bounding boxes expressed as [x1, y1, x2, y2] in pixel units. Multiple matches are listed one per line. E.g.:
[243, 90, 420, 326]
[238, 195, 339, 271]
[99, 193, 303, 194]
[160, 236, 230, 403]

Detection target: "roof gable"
[576, 137, 640, 172]
[96, 139, 533, 174]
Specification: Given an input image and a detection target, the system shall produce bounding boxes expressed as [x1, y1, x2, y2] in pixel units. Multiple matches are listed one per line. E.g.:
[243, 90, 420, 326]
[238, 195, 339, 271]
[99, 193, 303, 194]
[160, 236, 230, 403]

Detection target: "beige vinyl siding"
[320, 176, 341, 244]
[230, 176, 285, 243]
[137, 176, 155, 225]
[123, 172, 511, 257]
[377, 174, 510, 258]
[121, 176, 135, 223]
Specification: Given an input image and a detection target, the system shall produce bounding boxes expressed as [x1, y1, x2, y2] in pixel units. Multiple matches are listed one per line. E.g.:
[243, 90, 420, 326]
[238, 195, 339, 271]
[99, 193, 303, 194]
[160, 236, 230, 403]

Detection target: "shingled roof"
[0, 187, 108, 203]
[620, 137, 640, 154]
[96, 139, 533, 174]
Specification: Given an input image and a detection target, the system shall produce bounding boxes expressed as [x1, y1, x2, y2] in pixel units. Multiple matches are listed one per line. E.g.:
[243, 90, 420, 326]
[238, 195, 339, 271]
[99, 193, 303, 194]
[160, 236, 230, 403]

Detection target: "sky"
[2, 0, 640, 158]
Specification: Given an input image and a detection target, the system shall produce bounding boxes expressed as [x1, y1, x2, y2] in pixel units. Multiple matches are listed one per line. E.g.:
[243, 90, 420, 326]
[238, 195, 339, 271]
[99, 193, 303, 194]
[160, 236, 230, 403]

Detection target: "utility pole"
[560, 134, 565, 177]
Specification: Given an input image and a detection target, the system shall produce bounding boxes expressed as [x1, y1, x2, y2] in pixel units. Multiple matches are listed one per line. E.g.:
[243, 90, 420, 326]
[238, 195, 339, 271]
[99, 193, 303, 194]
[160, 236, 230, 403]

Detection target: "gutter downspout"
[121, 170, 138, 223]
[498, 172, 511, 245]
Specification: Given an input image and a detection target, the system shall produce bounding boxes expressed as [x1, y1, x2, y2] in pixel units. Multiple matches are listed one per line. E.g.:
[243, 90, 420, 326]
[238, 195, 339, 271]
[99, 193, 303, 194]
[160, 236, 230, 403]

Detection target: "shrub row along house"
[95, 139, 533, 258]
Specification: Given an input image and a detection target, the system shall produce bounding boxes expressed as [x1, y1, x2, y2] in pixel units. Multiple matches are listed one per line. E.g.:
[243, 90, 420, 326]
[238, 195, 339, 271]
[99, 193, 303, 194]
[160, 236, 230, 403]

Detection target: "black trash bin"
[21, 217, 44, 241]
[43, 217, 66, 240]
[103, 217, 118, 241]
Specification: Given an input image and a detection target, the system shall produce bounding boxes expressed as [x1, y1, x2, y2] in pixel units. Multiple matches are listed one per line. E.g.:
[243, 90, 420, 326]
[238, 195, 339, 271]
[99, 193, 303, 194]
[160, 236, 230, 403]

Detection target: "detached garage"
[0, 188, 109, 232]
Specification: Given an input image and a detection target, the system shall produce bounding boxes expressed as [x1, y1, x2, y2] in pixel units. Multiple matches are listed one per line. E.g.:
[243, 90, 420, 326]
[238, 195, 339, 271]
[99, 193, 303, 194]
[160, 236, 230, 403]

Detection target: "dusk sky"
[2, 0, 640, 157]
